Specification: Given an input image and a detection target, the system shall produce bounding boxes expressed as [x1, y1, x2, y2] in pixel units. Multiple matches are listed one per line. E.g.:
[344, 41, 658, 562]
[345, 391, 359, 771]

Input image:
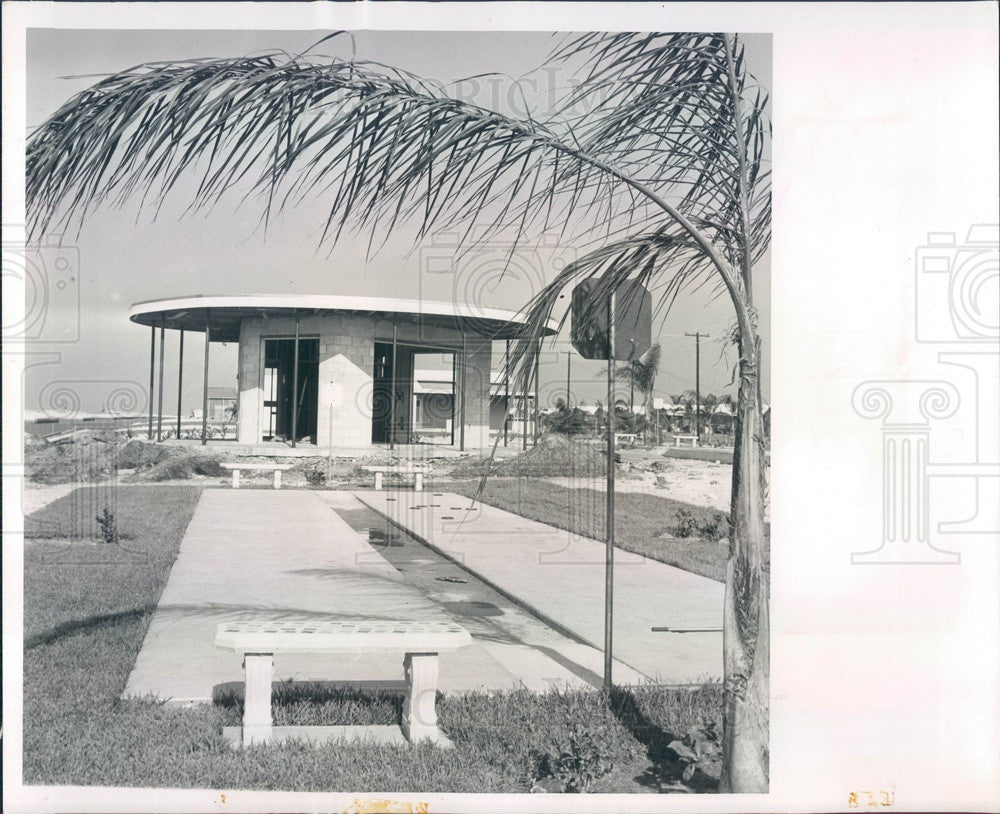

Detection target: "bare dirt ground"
[548, 456, 770, 521]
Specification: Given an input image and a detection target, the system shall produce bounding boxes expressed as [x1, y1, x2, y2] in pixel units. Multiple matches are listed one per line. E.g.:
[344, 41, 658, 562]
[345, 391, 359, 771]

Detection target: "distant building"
[131, 295, 553, 448]
[206, 387, 237, 422]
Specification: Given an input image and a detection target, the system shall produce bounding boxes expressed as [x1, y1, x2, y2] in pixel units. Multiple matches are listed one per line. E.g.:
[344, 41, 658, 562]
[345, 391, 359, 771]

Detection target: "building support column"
[504, 339, 510, 447]
[202, 311, 211, 446]
[176, 330, 184, 440]
[604, 291, 617, 691]
[291, 314, 300, 448]
[156, 317, 166, 441]
[533, 338, 541, 446]
[449, 352, 457, 446]
[147, 325, 156, 440]
[459, 332, 467, 452]
[389, 320, 398, 451]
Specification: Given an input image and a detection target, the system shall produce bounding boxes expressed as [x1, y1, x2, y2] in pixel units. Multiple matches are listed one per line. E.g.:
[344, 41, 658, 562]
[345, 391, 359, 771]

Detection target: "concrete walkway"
[124, 489, 637, 705]
[354, 491, 724, 684]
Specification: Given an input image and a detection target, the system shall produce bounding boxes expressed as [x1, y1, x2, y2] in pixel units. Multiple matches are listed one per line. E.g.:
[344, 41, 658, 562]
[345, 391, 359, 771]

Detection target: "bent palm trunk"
[719, 332, 769, 792]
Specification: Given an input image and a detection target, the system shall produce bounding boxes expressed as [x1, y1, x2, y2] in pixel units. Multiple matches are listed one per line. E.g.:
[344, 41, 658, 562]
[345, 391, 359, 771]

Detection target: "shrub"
[673, 508, 698, 538]
[528, 692, 643, 793]
[535, 720, 618, 792]
[303, 468, 326, 486]
[95, 507, 119, 544]
[668, 720, 722, 783]
[697, 512, 729, 541]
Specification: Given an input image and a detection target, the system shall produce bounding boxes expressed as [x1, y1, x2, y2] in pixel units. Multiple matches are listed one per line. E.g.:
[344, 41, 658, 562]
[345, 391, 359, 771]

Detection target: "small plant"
[668, 720, 722, 783]
[696, 512, 729, 541]
[95, 506, 119, 544]
[672, 508, 698, 538]
[534, 720, 618, 793]
[304, 468, 326, 485]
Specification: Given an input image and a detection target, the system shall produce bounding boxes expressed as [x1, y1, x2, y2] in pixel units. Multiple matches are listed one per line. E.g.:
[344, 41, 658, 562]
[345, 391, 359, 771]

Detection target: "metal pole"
[389, 320, 397, 451]
[503, 339, 510, 447]
[533, 339, 540, 445]
[201, 311, 211, 446]
[604, 290, 616, 692]
[459, 332, 466, 452]
[176, 330, 184, 440]
[147, 325, 156, 440]
[450, 352, 457, 446]
[522, 359, 528, 452]
[291, 315, 300, 448]
[157, 318, 166, 441]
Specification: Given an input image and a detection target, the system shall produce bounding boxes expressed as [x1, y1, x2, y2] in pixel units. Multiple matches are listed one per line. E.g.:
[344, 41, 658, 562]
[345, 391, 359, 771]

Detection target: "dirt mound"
[452, 433, 607, 479]
[24, 431, 122, 484]
[129, 451, 225, 481]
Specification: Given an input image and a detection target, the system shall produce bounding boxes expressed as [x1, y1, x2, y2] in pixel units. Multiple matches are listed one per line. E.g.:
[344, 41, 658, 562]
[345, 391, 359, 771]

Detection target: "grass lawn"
[22, 483, 723, 793]
[448, 478, 731, 582]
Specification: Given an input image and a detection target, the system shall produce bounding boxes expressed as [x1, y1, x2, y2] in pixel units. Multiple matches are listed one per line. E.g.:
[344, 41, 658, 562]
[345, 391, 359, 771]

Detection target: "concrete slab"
[124, 489, 637, 705]
[123, 490, 522, 704]
[354, 491, 725, 684]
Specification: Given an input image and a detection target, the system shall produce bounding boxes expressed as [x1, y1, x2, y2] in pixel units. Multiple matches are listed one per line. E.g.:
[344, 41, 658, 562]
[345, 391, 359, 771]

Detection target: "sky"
[24, 29, 771, 416]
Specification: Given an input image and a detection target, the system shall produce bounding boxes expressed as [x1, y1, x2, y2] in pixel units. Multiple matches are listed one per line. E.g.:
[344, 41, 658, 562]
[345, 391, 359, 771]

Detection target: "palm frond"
[549, 32, 771, 273]
[28, 48, 665, 256]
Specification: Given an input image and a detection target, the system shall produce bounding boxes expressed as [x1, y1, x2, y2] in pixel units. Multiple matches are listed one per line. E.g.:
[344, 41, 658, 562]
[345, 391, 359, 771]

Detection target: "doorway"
[262, 337, 318, 443]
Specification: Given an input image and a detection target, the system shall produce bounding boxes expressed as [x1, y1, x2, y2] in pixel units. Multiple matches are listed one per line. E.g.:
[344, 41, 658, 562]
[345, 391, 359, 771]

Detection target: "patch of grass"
[449, 479, 730, 582]
[23, 484, 722, 793]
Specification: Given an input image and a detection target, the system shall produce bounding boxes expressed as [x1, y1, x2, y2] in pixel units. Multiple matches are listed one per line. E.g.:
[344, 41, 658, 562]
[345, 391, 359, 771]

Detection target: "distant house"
[411, 369, 535, 442]
[206, 387, 237, 422]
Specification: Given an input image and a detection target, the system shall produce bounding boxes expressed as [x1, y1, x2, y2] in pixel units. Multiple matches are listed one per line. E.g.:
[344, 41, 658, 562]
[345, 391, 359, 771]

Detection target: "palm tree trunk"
[719, 331, 769, 792]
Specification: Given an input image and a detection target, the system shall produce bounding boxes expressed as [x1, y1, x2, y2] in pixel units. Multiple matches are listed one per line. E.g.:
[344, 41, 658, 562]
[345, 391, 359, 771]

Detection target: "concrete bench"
[362, 465, 428, 492]
[220, 462, 293, 490]
[673, 435, 699, 448]
[215, 619, 472, 746]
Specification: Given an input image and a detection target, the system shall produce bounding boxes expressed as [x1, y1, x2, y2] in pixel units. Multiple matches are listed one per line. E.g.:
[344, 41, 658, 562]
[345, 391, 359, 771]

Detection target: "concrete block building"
[130, 295, 553, 450]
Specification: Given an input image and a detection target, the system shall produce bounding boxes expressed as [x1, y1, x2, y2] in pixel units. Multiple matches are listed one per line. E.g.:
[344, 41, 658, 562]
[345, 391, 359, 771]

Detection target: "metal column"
[604, 290, 617, 691]
[291, 315, 300, 448]
[503, 339, 510, 446]
[459, 331, 466, 452]
[176, 330, 184, 440]
[201, 311, 211, 446]
[533, 339, 541, 445]
[147, 326, 156, 440]
[389, 320, 397, 451]
[156, 318, 166, 441]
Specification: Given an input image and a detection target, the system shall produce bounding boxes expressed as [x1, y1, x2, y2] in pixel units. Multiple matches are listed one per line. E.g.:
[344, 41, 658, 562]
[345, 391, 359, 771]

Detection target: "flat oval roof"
[129, 295, 557, 342]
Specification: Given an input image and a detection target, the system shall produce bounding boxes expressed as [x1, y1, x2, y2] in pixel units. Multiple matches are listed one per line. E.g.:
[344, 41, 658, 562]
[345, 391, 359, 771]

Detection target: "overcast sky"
[25, 29, 771, 416]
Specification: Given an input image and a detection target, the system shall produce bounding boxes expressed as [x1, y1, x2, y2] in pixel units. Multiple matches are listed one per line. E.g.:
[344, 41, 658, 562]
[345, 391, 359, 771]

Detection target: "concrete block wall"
[459, 338, 493, 448]
[236, 312, 495, 449]
[237, 314, 376, 448]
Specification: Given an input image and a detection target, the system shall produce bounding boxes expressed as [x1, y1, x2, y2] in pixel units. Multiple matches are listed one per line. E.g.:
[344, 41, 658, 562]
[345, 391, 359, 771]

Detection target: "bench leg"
[414, 473, 423, 492]
[232, 470, 241, 489]
[402, 652, 440, 744]
[273, 470, 282, 489]
[242, 653, 273, 746]
[374, 472, 383, 490]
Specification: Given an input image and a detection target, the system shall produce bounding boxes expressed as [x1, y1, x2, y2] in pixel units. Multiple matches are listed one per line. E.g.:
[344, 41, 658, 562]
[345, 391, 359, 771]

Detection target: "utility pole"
[684, 332, 709, 440]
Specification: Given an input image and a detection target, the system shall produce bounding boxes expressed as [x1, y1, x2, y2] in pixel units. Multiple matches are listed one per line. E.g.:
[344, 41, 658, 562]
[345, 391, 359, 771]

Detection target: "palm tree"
[26, 32, 770, 790]
[615, 343, 661, 443]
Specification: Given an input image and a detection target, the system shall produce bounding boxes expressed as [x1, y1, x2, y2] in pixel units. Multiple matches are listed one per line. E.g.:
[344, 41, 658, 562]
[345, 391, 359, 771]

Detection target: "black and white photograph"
[2, 3, 997, 814]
